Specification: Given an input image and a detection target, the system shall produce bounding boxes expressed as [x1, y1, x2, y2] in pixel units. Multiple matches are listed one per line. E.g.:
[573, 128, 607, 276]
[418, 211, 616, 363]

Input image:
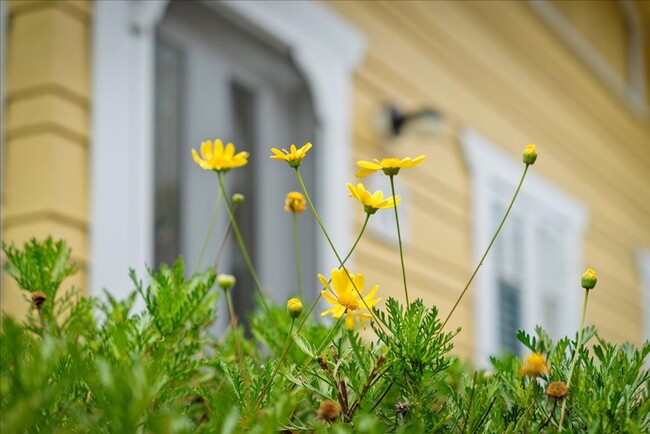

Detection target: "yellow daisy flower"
[284, 191, 307, 215]
[319, 268, 380, 330]
[191, 139, 249, 172]
[270, 142, 313, 168]
[356, 155, 426, 177]
[346, 183, 400, 215]
[519, 353, 550, 377]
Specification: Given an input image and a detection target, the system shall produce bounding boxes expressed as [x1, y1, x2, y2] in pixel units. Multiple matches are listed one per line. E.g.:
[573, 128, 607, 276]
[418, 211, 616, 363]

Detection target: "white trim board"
[528, 0, 648, 116]
[91, 1, 366, 301]
[460, 127, 589, 366]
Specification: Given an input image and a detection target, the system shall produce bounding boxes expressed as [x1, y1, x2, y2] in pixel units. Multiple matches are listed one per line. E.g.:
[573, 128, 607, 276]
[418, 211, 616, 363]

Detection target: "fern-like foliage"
[372, 298, 458, 429]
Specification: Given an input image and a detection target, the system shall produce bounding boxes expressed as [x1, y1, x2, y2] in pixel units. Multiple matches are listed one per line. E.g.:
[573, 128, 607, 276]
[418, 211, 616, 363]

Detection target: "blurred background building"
[1, 0, 649, 364]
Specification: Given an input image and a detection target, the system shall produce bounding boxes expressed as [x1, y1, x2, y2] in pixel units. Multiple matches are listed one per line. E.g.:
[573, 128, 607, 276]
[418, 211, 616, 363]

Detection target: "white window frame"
[460, 128, 589, 366]
[91, 1, 365, 300]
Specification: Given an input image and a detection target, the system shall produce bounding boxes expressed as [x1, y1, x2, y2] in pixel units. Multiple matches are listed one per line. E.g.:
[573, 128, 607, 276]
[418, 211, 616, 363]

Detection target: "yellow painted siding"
[551, 0, 627, 79]
[1, 0, 91, 318]
[328, 0, 650, 357]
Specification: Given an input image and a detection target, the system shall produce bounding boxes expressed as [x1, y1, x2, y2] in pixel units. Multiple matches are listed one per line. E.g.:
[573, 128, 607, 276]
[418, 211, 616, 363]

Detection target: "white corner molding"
[91, 0, 366, 299]
[460, 127, 589, 366]
[528, 0, 648, 116]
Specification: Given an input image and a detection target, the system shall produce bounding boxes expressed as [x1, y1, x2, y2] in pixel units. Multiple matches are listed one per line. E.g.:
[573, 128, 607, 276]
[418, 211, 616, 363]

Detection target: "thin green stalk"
[295, 169, 386, 334]
[299, 316, 343, 372]
[218, 172, 270, 314]
[559, 288, 590, 431]
[256, 319, 295, 406]
[224, 289, 244, 368]
[295, 213, 371, 335]
[389, 175, 409, 305]
[441, 165, 529, 331]
[214, 203, 240, 269]
[292, 212, 303, 297]
[194, 194, 222, 273]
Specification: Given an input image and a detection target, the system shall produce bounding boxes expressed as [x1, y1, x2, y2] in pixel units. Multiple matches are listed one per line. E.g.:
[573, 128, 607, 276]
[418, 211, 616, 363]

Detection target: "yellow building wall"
[1, 0, 91, 317]
[328, 0, 650, 358]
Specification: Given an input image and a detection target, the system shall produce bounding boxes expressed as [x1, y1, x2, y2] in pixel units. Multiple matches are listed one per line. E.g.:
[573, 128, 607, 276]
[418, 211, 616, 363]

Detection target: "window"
[153, 1, 319, 327]
[91, 0, 365, 305]
[461, 128, 588, 364]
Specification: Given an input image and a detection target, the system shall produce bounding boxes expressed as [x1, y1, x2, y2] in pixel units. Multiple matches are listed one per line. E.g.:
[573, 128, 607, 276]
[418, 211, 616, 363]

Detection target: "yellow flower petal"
[322, 291, 338, 304]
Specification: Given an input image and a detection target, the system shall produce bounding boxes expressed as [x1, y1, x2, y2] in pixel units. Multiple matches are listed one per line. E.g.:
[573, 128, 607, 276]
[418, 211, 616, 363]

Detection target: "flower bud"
[217, 274, 236, 291]
[581, 268, 597, 290]
[522, 144, 538, 165]
[519, 353, 550, 377]
[317, 400, 340, 422]
[546, 381, 569, 400]
[284, 191, 306, 215]
[232, 193, 245, 205]
[31, 291, 47, 309]
[286, 297, 303, 319]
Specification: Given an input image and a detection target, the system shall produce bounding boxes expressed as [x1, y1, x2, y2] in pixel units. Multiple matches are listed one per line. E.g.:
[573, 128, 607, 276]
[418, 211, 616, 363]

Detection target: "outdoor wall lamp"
[382, 105, 444, 137]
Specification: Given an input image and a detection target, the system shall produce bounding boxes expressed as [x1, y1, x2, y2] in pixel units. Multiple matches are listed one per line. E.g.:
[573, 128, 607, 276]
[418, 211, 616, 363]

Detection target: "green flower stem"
[292, 212, 303, 298]
[389, 175, 409, 305]
[218, 172, 270, 314]
[256, 318, 295, 406]
[295, 169, 387, 334]
[440, 165, 529, 331]
[302, 316, 343, 371]
[194, 193, 222, 274]
[295, 213, 371, 335]
[214, 203, 240, 269]
[559, 288, 590, 431]
[224, 288, 244, 370]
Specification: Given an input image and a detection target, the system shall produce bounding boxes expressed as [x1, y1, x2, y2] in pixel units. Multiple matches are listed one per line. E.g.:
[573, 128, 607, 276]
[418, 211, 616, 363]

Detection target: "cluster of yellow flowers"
[191, 139, 428, 330]
[192, 138, 550, 333]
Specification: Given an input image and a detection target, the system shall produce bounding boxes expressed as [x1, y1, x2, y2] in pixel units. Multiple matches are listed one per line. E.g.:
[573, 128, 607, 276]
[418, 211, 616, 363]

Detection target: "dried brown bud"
[317, 400, 340, 422]
[31, 291, 47, 309]
[547, 381, 569, 400]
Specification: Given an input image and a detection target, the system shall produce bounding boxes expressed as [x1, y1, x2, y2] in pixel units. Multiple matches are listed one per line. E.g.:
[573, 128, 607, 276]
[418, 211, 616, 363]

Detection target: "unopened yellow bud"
[232, 193, 245, 205]
[547, 381, 569, 400]
[523, 144, 538, 165]
[287, 298, 303, 319]
[581, 268, 598, 290]
[284, 192, 306, 215]
[519, 353, 550, 377]
[217, 274, 236, 291]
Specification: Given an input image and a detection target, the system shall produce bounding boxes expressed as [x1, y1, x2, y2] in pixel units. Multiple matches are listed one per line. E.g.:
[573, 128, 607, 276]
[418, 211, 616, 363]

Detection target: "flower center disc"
[337, 292, 359, 311]
[380, 158, 401, 167]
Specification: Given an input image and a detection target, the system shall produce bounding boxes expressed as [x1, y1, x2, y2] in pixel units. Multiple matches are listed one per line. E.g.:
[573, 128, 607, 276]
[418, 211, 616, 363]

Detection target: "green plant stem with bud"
[559, 288, 590, 431]
[218, 172, 270, 314]
[389, 175, 409, 305]
[294, 168, 387, 334]
[194, 194, 222, 274]
[441, 165, 529, 331]
[292, 212, 303, 298]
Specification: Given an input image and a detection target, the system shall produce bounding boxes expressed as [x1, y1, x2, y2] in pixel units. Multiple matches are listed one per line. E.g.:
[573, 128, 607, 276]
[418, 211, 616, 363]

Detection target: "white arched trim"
[91, 1, 366, 299]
